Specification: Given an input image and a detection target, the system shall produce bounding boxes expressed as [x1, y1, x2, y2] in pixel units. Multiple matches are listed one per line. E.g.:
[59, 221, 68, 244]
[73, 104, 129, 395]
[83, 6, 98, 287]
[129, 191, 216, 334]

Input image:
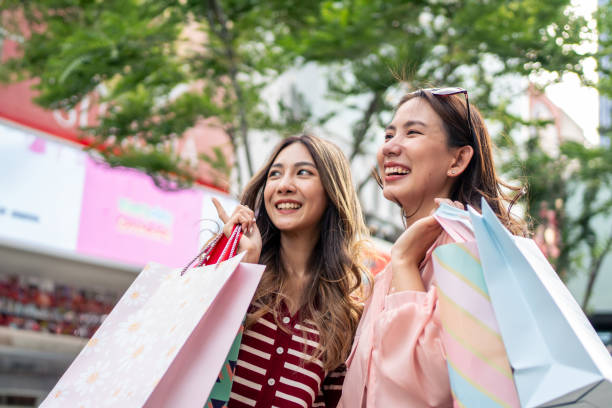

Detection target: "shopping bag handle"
[214, 225, 242, 264]
[433, 203, 475, 243]
[180, 225, 242, 276]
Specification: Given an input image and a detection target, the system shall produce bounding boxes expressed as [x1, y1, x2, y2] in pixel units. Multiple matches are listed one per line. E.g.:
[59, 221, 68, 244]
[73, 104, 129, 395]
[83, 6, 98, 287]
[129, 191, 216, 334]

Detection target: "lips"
[383, 162, 411, 176]
[275, 200, 302, 210]
[384, 166, 410, 175]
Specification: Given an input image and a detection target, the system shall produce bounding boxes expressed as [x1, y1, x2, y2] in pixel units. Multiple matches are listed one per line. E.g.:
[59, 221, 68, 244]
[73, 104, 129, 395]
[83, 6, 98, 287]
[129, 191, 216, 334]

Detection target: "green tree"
[561, 143, 612, 310]
[281, 0, 588, 161]
[0, 0, 323, 188]
[503, 3, 612, 310]
[500, 126, 612, 311]
[272, 0, 593, 238]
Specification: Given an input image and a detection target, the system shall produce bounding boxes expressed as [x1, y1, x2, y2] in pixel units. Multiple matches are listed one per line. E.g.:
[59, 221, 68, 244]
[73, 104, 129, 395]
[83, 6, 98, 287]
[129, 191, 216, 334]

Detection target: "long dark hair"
[241, 134, 372, 370]
[390, 89, 527, 235]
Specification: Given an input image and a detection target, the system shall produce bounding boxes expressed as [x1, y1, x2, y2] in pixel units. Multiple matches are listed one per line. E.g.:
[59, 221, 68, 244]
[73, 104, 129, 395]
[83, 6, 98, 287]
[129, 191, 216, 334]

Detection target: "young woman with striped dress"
[213, 134, 371, 408]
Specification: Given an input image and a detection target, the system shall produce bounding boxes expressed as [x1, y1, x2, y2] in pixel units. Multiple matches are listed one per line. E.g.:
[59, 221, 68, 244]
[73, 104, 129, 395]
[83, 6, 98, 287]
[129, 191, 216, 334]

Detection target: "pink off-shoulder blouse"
[339, 233, 454, 408]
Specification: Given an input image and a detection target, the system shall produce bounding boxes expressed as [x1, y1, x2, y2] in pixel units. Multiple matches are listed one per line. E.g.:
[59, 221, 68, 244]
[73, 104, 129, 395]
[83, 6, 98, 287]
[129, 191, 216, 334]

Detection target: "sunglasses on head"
[416, 87, 474, 141]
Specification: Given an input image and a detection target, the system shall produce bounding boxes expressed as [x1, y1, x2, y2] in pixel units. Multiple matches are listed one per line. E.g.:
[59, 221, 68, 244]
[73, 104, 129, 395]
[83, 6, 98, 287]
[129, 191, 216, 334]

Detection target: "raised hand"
[212, 198, 263, 264]
[390, 198, 464, 292]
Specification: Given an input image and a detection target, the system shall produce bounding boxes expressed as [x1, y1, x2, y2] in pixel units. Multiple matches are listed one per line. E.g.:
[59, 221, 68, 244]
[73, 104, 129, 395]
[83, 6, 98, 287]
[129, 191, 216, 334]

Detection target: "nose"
[277, 172, 295, 194]
[381, 137, 401, 157]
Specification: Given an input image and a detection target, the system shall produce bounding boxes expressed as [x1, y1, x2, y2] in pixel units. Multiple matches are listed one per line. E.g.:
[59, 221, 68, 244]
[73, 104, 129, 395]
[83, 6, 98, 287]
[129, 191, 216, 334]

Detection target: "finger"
[222, 221, 233, 238]
[434, 198, 451, 208]
[231, 209, 249, 232]
[237, 210, 257, 235]
[248, 213, 256, 234]
[241, 205, 255, 219]
[224, 211, 247, 237]
[237, 206, 255, 233]
[212, 198, 230, 223]
[249, 221, 258, 235]
[240, 214, 250, 233]
[453, 201, 465, 209]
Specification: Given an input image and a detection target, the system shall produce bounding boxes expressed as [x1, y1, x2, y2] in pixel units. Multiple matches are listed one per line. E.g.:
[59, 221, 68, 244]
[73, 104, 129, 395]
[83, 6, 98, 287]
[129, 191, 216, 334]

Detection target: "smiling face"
[263, 142, 328, 234]
[377, 97, 458, 214]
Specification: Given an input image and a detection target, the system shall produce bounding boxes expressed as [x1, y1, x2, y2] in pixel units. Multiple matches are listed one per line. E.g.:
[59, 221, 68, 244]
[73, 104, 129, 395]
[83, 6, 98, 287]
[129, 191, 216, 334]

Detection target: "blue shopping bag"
[466, 198, 612, 408]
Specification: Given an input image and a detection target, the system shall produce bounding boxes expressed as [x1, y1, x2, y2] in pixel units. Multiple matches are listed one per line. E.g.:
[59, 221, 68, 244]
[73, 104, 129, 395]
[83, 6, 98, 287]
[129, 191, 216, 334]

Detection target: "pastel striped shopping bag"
[433, 205, 520, 408]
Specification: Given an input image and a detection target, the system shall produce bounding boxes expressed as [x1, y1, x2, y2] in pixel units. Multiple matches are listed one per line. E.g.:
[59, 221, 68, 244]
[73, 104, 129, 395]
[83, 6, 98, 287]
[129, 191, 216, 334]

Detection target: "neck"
[278, 226, 320, 315]
[404, 203, 436, 228]
[279, 226, 320, 277]
[403, 188, 452, 228]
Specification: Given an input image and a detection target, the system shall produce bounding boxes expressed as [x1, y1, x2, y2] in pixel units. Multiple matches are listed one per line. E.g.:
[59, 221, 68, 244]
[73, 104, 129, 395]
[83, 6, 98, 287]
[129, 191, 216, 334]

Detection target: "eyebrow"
[385, 120, 427, 132]
[270, 161, 316, 169]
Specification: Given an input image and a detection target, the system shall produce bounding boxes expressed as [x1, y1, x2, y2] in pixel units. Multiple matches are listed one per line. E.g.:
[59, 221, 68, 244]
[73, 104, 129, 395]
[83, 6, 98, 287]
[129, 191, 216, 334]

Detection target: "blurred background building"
[0, 34, 242, 406]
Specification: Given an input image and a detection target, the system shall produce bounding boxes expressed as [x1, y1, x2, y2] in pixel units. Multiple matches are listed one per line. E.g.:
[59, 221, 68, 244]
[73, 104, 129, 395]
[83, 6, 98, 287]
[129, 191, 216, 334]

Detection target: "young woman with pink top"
[339, 88, 526, 407]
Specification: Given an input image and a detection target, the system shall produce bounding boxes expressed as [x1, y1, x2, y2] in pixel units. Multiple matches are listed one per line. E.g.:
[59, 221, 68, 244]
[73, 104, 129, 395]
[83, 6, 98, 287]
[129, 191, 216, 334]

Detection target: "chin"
[382, 186, 404, 204]
[271, 218, 298, 231]
[276, 225, 302, 234]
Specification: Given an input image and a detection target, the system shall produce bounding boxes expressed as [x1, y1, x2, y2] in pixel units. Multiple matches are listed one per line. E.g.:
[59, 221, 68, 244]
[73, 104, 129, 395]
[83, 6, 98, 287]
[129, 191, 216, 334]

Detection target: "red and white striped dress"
[228, 304, 345, 408]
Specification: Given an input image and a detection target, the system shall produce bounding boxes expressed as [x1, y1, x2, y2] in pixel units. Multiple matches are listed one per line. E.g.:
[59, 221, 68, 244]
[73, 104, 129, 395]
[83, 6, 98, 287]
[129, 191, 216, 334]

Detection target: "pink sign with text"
[77, 157, 203, 267]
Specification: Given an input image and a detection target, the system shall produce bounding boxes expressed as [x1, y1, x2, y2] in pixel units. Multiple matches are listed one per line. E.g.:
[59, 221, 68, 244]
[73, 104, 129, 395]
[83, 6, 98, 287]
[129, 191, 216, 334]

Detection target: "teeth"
[385, 166, 410, 175]
[276, 202, 302, 210]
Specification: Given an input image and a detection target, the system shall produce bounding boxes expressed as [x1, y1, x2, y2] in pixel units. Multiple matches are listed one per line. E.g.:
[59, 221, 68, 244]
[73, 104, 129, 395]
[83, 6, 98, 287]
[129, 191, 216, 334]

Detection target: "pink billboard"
[76, 157, 204, 267]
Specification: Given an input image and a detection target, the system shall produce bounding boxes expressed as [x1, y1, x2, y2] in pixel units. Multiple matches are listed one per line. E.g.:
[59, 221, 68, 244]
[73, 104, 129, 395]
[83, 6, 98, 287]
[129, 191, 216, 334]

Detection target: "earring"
[449, 170, 456, 176]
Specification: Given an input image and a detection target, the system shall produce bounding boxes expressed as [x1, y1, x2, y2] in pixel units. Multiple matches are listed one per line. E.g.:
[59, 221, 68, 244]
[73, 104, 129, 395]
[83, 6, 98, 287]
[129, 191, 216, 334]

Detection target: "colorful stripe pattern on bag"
[433, 242, 520, 408]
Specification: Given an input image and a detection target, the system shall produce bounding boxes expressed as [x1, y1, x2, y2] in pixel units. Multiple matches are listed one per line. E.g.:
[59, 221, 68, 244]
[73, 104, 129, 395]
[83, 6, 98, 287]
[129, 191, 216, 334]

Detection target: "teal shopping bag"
[468, 198, 612, 407]
[205, 324, 244, 408]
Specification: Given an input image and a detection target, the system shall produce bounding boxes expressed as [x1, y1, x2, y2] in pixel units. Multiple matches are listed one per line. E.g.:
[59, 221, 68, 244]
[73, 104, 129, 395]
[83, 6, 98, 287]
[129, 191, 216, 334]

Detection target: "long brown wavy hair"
[379, 89, 527, 235]
[241, 134, 372, 371]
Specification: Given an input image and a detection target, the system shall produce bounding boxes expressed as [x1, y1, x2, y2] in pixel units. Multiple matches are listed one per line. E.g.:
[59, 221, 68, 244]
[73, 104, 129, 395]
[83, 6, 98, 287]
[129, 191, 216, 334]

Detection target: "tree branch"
[349, 91, 382, 161]
[206, 0, 254, 178]
[582, 229, 612, 310]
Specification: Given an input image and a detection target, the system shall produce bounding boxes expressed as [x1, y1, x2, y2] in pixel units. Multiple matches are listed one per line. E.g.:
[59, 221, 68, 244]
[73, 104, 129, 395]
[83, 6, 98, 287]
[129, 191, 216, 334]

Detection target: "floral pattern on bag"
[40, 255, 245, 407]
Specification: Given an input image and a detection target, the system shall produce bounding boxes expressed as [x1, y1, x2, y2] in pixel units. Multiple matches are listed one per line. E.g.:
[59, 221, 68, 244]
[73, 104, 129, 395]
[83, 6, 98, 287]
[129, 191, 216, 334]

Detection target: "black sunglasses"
[417, 87, 474, 141]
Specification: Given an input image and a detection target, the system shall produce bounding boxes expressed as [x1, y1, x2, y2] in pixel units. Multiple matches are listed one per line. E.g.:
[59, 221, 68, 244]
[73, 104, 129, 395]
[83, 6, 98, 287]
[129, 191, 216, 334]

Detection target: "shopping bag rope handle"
[215, 225, 241, 264]
[180, 224, 242, 276]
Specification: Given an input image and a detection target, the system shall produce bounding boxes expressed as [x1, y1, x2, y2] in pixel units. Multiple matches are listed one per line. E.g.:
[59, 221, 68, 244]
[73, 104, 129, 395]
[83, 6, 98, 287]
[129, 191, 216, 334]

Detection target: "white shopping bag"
[40, 251, 264, 408]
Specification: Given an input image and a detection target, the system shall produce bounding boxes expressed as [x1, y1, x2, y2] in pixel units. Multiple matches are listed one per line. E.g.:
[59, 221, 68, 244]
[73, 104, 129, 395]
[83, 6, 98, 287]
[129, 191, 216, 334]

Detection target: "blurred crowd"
[0, 275, 118, 338]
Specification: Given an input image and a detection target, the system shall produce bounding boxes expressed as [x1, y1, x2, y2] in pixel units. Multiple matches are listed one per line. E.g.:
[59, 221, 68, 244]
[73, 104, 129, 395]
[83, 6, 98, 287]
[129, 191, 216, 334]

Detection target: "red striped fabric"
[228, 306, 345, 408]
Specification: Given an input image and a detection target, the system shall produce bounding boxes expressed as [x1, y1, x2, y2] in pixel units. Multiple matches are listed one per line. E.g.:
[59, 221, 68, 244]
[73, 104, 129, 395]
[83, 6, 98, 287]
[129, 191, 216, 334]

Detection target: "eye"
[268, 169, 281, 178]
[384, 133, 393, 141]
[297, 168, 313, 176]
[406, 129, 422, 137]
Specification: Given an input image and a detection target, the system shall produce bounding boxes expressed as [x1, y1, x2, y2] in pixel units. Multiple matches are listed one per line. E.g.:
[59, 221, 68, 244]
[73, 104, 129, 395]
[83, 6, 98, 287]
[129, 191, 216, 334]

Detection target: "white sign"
[0, 121, 86, 250]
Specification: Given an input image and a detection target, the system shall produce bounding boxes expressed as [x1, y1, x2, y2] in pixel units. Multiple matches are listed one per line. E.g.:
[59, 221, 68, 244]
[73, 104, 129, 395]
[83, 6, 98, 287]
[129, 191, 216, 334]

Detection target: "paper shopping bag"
[201, 225, 247, 408]
[433, 205, 521, 408]
[468, 198, 612, 407]
[40, 250, 264, 408]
